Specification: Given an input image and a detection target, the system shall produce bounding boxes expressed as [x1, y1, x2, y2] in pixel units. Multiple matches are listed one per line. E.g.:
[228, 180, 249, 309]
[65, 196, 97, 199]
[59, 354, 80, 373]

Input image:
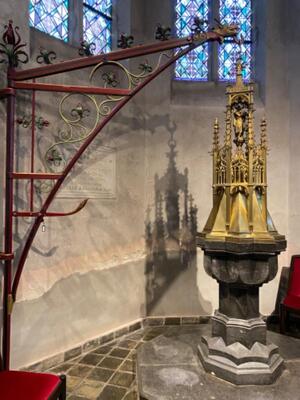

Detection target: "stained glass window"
[83, 1, 112, 54]
[175, 0, 209, 81]
[175, 0, 253, 81]
[219, 0, 252, 80]
[29, 0, 69, 42]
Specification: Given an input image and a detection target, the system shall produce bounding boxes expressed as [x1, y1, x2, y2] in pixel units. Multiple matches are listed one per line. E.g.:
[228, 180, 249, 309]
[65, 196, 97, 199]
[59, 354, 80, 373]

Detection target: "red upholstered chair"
[280, 254, 300, 334]
[0, 370, 66, 400]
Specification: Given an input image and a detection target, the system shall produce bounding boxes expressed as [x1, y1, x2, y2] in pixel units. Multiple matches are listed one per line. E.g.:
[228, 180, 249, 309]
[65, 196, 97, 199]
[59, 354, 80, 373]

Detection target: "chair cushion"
[289, 256, 300, 297]
[0, 370, 61, 400]
[283, 294, 300, 310]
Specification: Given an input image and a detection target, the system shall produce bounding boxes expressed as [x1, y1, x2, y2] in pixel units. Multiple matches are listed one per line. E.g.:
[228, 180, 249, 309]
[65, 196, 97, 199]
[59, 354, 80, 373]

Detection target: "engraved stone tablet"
[58, 146, 116, 199]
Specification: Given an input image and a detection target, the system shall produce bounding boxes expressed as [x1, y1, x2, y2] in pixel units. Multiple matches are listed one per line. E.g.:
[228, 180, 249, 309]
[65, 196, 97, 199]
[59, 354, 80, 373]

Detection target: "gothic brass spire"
[199, 58, 285, 247]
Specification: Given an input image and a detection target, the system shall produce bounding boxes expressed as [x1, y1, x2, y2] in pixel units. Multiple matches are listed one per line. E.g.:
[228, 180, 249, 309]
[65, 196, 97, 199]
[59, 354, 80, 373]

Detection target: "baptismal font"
[197, 58, 286, 385]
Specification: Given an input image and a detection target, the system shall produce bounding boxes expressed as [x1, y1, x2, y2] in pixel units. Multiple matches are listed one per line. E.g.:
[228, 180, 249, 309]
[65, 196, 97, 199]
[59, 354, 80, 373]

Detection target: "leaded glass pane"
[175, 0, 209, 81]
[83, 2, 112, 54]
[29, 0, 69, 42]
[218, 42, 251, 81]
[219, 0, 252, 81]
[219, 0, 252, 40]
[84, 0, 112, 17]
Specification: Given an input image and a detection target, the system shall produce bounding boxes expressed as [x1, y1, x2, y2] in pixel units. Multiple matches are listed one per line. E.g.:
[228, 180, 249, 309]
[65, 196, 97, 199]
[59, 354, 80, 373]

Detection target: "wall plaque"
[58, 146, 116, 199]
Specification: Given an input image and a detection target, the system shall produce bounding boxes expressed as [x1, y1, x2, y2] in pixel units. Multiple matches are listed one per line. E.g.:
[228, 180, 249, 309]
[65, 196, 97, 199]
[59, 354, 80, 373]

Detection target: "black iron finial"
[36, 47, 57, 64]
[0, 20, 28, 67]
[155, 24, 171, 41]
[117, 33, 134, 49]
[78, 40, 96, 57]
[191, 16, 208, 34]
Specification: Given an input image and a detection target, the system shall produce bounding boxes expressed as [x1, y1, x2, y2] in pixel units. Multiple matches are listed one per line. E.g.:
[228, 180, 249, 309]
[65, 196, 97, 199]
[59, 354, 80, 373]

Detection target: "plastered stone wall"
[0, 0, 297, 368]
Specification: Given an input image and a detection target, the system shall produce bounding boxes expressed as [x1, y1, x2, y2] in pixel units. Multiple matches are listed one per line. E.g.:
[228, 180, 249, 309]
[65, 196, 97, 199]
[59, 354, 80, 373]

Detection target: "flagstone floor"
[44, 326, 164, 400]
[38, 319, 300, 400]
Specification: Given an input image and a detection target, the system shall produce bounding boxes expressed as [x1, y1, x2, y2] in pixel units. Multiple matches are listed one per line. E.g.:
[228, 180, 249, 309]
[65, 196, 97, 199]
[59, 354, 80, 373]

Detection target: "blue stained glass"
[175, 0, 209, 81]
[29, 0, 69, 42]
[84, 0, 112, 17]
[83, 3, 112, 54]
[219, 42, 251, 81]
[220, 0, 252, 40]
[219, 0, 252, 80]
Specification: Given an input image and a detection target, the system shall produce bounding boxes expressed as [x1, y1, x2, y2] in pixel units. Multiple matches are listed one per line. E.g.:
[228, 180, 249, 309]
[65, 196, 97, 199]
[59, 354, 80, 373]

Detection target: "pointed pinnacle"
[213, 117, 219, 151]
[260, 117, 267, 148]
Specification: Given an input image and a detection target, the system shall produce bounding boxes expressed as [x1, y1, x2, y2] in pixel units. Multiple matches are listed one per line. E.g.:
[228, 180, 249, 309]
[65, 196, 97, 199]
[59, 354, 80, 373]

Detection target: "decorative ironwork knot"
[36, 47, 56, 64]
[139, 61, 153, 74]
[117, 33, 134, 49]
[16, 115, 50, 129]
[71, 103, 90, 120]
[47, 149, 63, 167]
[191, 16, 208, 34]
[102, 72, 118, 88]
[0, 20, 28, 67]
[78, 40, 96, 57]
[155, 24, 171, 41]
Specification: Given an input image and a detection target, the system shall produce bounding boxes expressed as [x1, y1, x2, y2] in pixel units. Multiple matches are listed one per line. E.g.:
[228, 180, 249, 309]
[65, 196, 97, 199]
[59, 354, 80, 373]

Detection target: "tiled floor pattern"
[41, 320, 300, 400]
[45, 327, 165, 400]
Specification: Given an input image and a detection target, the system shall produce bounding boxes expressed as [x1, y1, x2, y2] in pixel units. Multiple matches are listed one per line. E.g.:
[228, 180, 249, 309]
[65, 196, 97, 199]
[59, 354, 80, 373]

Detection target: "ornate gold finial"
[260, 117, 267, 149]
[199, 57, 284, 244]
[235, 56, 244, 87]
[213, 118, 219, 151]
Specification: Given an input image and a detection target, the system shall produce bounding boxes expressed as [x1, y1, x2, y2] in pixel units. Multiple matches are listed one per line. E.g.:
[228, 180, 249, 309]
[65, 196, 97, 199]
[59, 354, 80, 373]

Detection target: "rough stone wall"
[0, 0, 296, 368]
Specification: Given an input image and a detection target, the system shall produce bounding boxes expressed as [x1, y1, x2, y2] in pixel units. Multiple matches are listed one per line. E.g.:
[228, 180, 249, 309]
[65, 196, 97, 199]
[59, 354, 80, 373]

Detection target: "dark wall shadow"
[145, 129, 211, 316]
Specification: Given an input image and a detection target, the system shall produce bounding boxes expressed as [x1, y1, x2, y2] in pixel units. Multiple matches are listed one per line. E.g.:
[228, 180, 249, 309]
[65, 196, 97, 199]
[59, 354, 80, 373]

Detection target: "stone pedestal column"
[198, 247, 285, 385]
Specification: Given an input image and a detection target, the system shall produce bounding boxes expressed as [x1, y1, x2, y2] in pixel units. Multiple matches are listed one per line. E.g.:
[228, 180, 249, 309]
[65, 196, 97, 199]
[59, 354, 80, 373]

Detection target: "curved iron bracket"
[12, 199, 89, 218]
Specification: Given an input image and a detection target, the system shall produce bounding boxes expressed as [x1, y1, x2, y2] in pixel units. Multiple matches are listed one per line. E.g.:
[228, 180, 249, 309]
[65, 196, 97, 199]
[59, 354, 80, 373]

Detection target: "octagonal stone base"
[212, 311, 267, 348]
[198, 335, 284, 385]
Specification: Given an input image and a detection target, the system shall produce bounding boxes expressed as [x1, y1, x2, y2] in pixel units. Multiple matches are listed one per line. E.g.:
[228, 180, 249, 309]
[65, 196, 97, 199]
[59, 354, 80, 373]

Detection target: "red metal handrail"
[1, 24, 238, 370]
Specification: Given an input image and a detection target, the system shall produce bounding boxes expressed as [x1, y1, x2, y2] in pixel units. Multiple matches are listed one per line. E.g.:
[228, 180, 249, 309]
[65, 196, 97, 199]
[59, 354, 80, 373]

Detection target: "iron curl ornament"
[36, 47, 57, 65]
[38, 52, 172, 194]
[79, 40, 96, 57]
[0, 20, 28, 67]
[90, 52, 172, 117]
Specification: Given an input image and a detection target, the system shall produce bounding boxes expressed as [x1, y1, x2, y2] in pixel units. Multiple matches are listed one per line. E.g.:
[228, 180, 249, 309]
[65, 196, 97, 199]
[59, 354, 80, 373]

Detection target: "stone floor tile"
[119, 359, 136, 373]
[118, 340, 138, 350]
[96, 385, 126, 400]
[67, 375, 83, 392]
[127, 351, 137, 361]
[123, 389, 139, 400]
[93, 345, 114, 355]
[110, 348, 130, 359]
[126, 332, 144, 341]
[98, 356, 123, 369]
[87, 367, 115, 383]
[68, 364, 93, 378]
[79, 353, 104, 366]
[50, 362, 74, 374]
[109, 371, 135, 388]
[68, 396, 89, 400]
[164, 317, 181, 325]
[75, 379, 104, 399]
